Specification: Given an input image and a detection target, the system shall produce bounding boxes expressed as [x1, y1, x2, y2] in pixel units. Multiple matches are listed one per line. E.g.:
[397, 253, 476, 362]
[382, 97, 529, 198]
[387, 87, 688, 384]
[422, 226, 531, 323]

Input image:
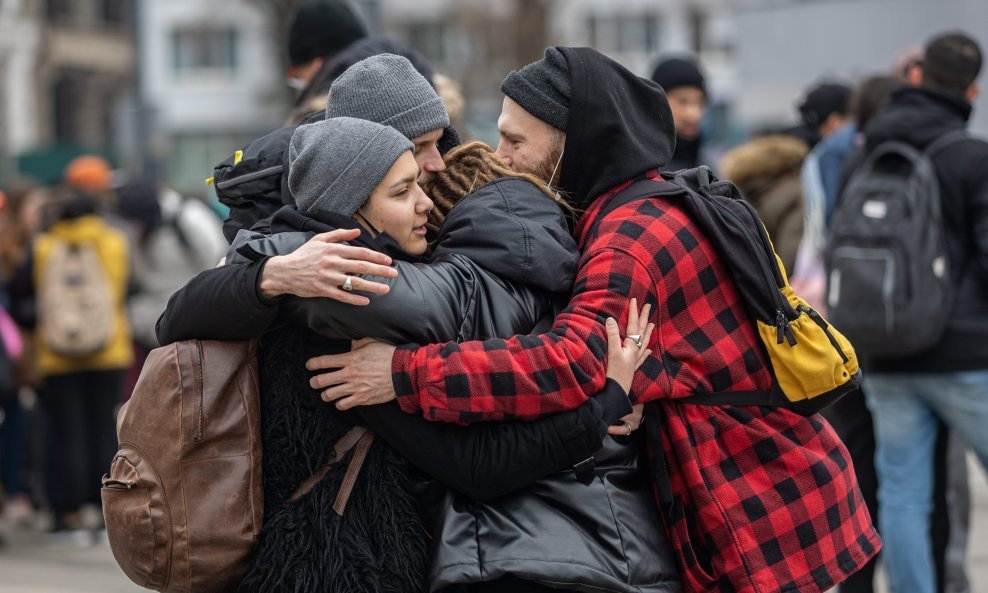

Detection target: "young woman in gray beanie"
[286, 116, 434, 257]
[208, 114, 654, 593]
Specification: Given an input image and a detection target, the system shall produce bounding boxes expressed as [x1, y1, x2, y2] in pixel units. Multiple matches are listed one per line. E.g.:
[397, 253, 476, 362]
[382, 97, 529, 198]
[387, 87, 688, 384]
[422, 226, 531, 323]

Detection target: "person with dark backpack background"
[828, 31, 988, 593]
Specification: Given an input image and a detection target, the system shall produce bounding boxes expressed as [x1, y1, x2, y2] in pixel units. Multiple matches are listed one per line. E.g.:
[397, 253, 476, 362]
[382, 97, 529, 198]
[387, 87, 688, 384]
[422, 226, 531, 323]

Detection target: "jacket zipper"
[796, 304, 850, 363]
[215, 164, 283, 190]
[193, 341, 205, 442]
[702, 185, 797, 344]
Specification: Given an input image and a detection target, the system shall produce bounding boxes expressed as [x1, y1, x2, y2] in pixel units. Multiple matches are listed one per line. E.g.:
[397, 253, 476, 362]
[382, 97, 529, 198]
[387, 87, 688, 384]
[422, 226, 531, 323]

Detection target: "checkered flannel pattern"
[392, 170, 880, 592]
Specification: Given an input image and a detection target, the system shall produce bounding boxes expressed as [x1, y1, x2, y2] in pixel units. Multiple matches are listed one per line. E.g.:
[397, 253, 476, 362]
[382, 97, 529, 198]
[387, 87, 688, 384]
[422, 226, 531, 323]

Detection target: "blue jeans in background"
[866, 371, 988, 593]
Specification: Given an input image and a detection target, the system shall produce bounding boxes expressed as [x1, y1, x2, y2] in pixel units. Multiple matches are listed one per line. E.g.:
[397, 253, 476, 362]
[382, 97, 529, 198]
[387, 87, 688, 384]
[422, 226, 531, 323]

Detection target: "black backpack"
[592, 167, 860, 417]
[210, 115, 459, 244]
[210, 125, 299, 244]
[825, 130, 967, 357]
[593, 167, 861, 513]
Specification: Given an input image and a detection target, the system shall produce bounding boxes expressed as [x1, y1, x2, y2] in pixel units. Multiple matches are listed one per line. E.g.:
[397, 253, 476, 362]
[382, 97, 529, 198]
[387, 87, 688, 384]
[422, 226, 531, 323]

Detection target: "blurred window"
[587, 13, 660, 54]
[406, 21, 448, 64]
[53, 70, 85, 142]
[46, 0, 72, 21]
[171, 28, 239, 76]
[102, 0, 131, 27]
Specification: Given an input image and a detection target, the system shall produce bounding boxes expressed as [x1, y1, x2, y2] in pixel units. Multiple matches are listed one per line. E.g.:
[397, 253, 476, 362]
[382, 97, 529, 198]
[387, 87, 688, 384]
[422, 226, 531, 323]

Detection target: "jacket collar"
[269, 205, 421, 263]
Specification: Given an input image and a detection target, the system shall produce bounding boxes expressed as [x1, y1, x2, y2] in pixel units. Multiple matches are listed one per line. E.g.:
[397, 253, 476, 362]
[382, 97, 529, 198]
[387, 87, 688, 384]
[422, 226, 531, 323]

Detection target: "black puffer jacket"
[860, 87, 988, 372]
[233, 178, 576, 341]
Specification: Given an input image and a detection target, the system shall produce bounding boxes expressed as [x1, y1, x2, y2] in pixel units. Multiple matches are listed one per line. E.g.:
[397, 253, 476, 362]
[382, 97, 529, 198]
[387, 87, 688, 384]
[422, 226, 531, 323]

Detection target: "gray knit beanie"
[500, 47, 571, 131]
[288, 117, 413, 216]
[326, 54, 450, 140]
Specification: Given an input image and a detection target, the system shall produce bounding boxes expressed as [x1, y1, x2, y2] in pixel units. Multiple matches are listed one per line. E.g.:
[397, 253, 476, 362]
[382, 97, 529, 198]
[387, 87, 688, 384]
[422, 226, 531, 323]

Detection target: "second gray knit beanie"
[288, 117, 413, 217]
[326, 53, 450, 140]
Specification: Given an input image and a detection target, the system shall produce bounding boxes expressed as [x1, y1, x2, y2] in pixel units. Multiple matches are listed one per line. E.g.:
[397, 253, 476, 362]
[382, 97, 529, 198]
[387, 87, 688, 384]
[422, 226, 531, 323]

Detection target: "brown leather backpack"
[101, 339, 375, 593]
[102, 339, 262, 593]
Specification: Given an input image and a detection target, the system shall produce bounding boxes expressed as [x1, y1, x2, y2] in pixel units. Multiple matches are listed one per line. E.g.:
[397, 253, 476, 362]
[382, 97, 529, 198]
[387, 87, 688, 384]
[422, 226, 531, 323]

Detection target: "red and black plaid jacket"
[393, 170, 880, 593]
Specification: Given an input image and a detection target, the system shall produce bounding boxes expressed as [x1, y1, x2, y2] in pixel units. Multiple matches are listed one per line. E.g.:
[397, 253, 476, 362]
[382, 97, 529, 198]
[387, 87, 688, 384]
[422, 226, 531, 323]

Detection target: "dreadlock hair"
[422, 141, 577, 236]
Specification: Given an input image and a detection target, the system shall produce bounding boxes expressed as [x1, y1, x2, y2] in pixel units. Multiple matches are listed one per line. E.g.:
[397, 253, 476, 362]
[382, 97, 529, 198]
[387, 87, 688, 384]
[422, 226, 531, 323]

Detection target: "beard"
[526, 136, 565, 188]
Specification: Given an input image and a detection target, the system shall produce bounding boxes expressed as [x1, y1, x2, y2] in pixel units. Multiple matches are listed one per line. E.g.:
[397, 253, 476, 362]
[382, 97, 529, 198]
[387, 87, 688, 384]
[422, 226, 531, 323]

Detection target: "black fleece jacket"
[859, 87, 988, 372]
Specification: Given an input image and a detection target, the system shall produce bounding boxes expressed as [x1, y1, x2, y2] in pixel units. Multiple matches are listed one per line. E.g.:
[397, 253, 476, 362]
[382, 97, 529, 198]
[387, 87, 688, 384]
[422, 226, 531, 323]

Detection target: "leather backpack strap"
[287, 426, 370, 505]
[331, 430, 375, 516]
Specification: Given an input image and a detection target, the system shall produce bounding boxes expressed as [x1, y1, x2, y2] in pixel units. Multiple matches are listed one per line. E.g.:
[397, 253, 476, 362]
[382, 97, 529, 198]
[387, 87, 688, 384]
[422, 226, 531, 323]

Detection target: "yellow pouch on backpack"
[753, 254, 861, 415]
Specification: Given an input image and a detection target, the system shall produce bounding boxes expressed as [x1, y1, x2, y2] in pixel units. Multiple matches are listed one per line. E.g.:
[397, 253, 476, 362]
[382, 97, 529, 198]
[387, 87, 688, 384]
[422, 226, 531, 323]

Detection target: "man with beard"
[314, 47, 880, 593]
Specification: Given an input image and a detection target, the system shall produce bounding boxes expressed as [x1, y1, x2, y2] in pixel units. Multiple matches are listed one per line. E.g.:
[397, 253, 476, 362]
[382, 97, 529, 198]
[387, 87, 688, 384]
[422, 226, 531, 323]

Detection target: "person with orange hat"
[63, 155, 112, 194]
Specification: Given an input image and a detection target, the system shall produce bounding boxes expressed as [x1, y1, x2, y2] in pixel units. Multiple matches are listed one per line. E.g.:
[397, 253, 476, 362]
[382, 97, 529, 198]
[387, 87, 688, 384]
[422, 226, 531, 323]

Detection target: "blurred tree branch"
[512, 0, 551, 68]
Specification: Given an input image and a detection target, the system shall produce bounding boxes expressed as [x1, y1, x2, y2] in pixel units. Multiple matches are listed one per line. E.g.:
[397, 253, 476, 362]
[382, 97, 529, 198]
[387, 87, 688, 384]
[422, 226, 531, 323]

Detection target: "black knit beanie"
[500, 47, 571, 131]
[798, 83, 852, 127]
[117, 181, 163, 230]
[288, 0, 368, 66]
[650, 57, 706, 96]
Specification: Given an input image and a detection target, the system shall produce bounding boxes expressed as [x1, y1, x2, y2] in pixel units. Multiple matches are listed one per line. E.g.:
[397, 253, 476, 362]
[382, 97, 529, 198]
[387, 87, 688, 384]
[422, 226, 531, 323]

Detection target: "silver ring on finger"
[623, 421, 633, 436]
[627, 333, 642, 348]
[341, 275, 353, 291]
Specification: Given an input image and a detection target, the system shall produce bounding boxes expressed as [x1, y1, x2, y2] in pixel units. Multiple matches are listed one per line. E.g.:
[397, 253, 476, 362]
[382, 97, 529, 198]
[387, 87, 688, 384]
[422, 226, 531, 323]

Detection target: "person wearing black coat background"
[850, 32, 988, 593]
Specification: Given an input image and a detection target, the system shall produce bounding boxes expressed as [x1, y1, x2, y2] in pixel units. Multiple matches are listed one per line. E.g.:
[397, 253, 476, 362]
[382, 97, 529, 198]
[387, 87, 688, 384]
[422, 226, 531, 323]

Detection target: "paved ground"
[0, 458, 985, 593]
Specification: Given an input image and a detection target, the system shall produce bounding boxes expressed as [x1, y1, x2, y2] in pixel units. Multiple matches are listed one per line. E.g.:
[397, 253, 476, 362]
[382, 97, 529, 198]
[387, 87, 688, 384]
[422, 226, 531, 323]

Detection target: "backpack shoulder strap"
[588, 177, 686, 238]
[925, 129, 969, 157]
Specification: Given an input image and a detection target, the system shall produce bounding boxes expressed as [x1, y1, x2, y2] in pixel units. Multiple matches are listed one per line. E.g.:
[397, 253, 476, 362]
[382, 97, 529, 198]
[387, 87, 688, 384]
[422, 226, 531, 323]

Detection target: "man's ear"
[820, 113, 845, 138]
[966, 83, 980, 103]
[907, 64, 924, 87]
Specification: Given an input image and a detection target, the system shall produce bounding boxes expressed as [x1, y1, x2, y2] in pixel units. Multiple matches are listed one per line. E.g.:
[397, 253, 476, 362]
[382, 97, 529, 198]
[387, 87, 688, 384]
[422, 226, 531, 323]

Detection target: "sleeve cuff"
[251, 257, 282, 308]
[595, 378, 634, 426]
[392, 344, 423, 415]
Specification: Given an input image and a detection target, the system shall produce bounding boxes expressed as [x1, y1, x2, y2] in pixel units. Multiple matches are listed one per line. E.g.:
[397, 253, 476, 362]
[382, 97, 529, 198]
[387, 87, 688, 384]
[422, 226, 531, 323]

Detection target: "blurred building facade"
[136, 0, 285, 194]
[2, 0, 983, 192]
[0, 0, 135, 184]
[0, 0, 41, 176]
[359, 0, 735, 143]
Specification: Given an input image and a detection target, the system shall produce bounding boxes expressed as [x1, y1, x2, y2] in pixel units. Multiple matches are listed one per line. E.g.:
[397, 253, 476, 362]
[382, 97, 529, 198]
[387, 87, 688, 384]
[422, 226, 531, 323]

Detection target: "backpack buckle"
[572, 457, 596, 485]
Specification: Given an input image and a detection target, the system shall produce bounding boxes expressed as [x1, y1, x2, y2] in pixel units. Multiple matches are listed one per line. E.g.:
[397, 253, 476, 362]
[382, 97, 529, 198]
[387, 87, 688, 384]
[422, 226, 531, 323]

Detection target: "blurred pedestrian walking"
[651, 56, 709, 171]
[720, 134, 808, 273]
[0, 181, 48, 530]
[116, 181, 226, 350]
[836, 31, 988, 593]
[8, 156, 132, 547]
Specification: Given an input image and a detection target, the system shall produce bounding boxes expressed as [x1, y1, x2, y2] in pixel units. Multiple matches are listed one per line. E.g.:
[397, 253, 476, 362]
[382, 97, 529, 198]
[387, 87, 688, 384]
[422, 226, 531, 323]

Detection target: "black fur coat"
[236, 325, 427, 593]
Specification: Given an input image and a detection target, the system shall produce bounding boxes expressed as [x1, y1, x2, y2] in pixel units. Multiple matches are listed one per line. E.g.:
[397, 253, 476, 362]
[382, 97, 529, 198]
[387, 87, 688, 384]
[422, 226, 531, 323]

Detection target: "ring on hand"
[627, 333, 642, 348]
[622, 421, 633, 436]
[341, 275, 353, 291]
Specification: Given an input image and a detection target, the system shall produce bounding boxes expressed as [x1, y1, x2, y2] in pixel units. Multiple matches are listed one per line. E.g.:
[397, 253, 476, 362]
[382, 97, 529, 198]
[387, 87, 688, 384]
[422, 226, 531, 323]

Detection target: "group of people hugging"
[157, 48, 880, 593]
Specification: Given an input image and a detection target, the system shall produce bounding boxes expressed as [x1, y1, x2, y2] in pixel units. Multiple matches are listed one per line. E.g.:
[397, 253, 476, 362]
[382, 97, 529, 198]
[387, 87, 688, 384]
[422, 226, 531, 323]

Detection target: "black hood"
[555, 47, 676, 210]
[864, 87, 971, 151]
[430, 178, 577, 293]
